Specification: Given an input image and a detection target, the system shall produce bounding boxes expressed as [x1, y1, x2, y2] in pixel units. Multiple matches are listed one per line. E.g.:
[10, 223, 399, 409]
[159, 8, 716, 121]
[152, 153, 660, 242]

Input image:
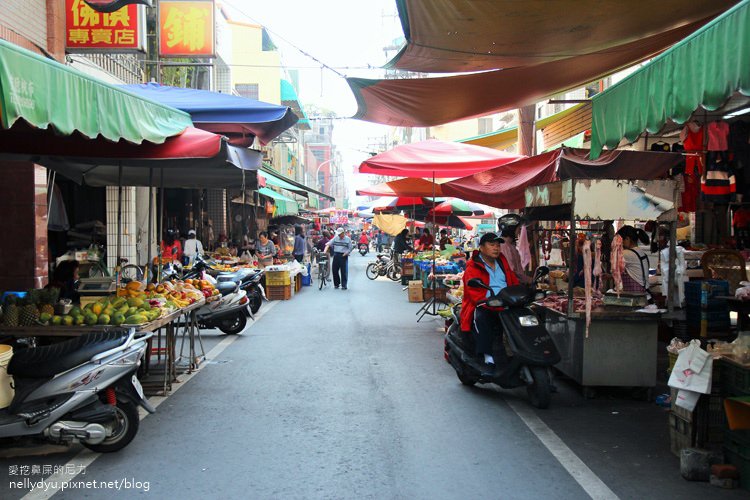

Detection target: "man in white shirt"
[183, 229, 204, 265]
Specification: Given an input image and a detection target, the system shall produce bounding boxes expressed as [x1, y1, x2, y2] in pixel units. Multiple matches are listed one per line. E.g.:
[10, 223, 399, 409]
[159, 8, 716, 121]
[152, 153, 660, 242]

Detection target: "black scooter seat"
[8, 331, 129, 379]
[216, 281, 239, 296]
[216, 270, 252, 282]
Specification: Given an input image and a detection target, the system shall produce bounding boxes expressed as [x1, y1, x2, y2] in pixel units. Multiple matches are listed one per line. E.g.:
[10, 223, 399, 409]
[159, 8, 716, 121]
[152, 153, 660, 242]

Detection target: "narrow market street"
[0, 255, 744, 500]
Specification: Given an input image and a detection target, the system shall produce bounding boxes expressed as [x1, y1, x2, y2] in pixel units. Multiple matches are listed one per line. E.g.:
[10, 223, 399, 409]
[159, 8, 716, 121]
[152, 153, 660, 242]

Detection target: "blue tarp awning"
[121, 83, 298, 146]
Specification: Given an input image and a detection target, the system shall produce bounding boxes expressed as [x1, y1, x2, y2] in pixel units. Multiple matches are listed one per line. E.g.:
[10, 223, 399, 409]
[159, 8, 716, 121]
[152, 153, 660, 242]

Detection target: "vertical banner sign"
[65, 0, 145, 52]
[159, 0, 215, 57]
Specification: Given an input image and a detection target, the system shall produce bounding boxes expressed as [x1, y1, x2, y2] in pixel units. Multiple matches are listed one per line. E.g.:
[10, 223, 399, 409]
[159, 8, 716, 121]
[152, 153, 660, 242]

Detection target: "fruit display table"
[1, 300, 205, 395]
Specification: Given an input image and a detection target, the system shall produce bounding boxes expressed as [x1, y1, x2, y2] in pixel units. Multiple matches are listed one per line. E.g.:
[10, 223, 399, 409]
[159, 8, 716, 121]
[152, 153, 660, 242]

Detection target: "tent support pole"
[158, 169, 165, 280]
[146, 167, 154, 283]
[418, 171, 439, 322]
[116, 162, 123, 285]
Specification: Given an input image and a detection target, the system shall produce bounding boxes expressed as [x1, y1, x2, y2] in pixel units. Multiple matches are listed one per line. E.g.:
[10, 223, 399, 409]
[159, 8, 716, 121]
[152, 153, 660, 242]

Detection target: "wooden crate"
[423, 287, 448, 302]
[294, 274, 302, 293]
[266, 284, 292, 300]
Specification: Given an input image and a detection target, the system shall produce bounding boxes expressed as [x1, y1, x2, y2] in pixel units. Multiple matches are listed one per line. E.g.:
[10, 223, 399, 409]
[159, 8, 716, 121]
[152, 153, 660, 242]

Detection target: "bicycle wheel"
[365, 263, 379, 280]
[120, 264, 144, 282]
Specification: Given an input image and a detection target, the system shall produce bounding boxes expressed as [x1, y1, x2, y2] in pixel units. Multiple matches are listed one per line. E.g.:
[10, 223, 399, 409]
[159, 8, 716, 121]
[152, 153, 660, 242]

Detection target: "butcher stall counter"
[534, 304, 660, 398]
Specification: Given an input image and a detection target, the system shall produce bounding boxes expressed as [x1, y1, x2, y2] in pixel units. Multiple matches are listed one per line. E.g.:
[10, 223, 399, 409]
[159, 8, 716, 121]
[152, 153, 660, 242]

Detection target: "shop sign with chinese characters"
[65, 0, 146, 52]
[159, 0, 215, 57]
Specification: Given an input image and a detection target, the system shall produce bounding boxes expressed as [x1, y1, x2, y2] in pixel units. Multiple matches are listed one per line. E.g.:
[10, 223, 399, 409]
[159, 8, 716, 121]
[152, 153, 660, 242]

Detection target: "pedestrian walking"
[293, 226, 306, 263]
[325, 227, 353, 289]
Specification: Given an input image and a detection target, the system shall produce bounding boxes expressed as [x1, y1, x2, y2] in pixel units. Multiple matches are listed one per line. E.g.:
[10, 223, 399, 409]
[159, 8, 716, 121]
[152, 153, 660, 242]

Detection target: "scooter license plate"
[131, 374, 145, 401]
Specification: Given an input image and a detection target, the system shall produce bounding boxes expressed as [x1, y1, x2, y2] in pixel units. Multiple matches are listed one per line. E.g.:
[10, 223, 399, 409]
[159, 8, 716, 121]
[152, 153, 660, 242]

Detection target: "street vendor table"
[536, 305, 659, 397]
[0, 300, 205, 395]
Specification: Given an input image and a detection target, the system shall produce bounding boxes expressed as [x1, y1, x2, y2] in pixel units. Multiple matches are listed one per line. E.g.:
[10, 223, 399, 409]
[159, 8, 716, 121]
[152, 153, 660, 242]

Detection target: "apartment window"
[478, 117, 493, 135]
[235, 83, 259, 100]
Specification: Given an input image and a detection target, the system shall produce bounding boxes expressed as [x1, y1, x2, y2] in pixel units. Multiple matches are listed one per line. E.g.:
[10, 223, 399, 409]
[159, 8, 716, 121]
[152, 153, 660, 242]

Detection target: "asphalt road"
[0, 255, 746, 499]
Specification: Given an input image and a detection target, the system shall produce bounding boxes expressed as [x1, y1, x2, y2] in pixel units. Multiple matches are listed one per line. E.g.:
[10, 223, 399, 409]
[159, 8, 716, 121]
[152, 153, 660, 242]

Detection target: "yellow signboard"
[159, 0, 215, 57]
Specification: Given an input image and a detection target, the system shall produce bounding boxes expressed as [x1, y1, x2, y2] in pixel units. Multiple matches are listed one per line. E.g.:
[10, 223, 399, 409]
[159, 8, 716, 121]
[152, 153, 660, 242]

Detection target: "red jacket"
[460, 250, 519, 332]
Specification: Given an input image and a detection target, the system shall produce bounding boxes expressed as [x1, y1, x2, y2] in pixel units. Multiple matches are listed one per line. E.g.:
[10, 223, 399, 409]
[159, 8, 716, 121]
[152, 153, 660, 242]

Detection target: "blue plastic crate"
[685, 280, 730, 305]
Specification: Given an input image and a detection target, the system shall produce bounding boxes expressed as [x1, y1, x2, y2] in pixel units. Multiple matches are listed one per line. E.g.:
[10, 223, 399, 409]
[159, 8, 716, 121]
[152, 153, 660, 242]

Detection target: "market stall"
[524, 178, 681, 396]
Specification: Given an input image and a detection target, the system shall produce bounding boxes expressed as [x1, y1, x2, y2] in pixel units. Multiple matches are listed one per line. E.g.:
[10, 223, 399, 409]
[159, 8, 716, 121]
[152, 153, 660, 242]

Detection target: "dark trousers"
[473, 306, 505, 357]
[332, 253, 348, 287]
[294, 254, 304, 263]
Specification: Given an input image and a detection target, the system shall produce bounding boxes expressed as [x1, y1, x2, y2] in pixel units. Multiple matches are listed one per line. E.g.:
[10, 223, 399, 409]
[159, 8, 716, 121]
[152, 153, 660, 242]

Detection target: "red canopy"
[0, 122, 261, 188]
[359, 140, 523, 178]
[442, 148, 684, 209]
[356, 177, 450, 197]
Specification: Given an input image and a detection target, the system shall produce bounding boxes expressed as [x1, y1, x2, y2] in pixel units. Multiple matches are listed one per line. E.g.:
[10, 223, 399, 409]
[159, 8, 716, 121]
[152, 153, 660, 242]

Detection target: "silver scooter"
[0, 329, 154, 453]
[194, 280, 250, 335]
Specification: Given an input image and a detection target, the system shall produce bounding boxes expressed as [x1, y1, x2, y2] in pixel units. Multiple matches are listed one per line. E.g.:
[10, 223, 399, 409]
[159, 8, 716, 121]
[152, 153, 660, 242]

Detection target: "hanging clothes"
[47, 184, 70, 232]
[649, 141, 671, 152]
[701, 154, 736, 204]
[707, 120, 730, 151]
[730, 121, 750, 196]
[682, 123, 704, 176]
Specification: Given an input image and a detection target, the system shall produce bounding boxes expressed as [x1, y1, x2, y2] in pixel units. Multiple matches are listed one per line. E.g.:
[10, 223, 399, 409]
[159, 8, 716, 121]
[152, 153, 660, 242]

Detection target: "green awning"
[259, 187, 299, 216]
[0, 39, 192, 144]
[590, 0, 750, 159]
[260, 169, 307, 197]
[280, 79, 310, 131]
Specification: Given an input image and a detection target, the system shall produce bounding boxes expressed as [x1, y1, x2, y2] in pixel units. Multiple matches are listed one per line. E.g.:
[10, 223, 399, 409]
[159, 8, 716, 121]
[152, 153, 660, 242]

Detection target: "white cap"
[336, 228, 345, 235]
[188, 229, 196, 236]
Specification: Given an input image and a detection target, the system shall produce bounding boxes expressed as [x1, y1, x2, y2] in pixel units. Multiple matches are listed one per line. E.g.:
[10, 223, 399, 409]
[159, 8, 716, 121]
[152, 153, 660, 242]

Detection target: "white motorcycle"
[0, 329, 153, 453]
[194, 275, 250, 335]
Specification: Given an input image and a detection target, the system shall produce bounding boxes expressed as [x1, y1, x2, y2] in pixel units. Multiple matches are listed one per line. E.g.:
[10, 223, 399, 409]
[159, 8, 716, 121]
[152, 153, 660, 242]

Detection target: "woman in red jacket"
[461, 232, 519, 369]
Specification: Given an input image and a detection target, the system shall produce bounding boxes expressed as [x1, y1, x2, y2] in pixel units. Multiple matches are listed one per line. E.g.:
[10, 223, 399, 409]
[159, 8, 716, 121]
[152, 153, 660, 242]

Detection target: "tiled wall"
[207, 189, 227, 242]
[0, 0, 47, 52]
[105, 187, 137, 270]
[0, 161, 49, 290]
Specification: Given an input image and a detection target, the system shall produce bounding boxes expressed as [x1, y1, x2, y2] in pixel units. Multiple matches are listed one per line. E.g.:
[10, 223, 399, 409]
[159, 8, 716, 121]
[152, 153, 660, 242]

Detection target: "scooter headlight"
[519, 315, 539, 327]
[486, 299, 503, 308]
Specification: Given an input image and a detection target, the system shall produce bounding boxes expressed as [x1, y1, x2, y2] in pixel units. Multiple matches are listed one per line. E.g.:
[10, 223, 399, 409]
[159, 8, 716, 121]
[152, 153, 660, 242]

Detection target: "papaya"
[97, 314, 110, 325]
[127, 306, 139, 316]
[125, 314, 147, 325]
[92, 303, 103, 315]
[62, 315, 74, 326]
[139, 302, 151, 311]
[70, 306, 82, 317]
[127, 297, 144, 308]
[51, 315, 63, 326]
[111, 298, 126, 308]
[111, 313, 125, 326]
[39, 312, 52, 324]
[117, 304, 129, 315]
[84, 313, 98, 325]
[74, 315, 85, 326]
[125, 281, 141, 291]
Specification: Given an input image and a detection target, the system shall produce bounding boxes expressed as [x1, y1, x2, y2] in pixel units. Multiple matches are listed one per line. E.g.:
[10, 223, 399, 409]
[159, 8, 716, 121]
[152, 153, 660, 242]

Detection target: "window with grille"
[235, 83, 259, 100]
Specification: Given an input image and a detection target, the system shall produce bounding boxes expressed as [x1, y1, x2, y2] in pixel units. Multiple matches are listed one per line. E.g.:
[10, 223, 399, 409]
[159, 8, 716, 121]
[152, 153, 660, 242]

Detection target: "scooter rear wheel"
[527, 366, 552, 409]
[218, 314, 247, 335]
[83, 399, 139, 453]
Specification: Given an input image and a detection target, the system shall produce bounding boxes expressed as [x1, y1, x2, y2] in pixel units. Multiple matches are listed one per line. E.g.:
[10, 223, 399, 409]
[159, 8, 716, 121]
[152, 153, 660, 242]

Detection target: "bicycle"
[314, 249, 330, 290]
[89, 254, 144, 283]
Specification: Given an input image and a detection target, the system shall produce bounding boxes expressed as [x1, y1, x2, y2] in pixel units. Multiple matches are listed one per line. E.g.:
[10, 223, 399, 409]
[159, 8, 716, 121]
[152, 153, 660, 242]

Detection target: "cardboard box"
[408, 280, 423, 302]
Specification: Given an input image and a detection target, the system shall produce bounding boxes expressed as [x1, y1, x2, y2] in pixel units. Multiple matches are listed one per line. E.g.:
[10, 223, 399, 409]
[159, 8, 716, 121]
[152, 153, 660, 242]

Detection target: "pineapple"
[19, 304, 40, 326]
[3, 304, 19, 327]
[40, 303, 55, 316]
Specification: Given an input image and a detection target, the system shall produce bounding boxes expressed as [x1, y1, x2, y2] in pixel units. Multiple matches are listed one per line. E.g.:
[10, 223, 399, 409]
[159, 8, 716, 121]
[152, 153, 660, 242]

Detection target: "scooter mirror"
[467, 278, 492, 290]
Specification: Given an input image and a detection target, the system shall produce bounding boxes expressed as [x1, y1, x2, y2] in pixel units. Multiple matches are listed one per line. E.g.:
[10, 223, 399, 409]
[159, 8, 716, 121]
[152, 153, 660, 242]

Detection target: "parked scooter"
[187, 256, 265, 315]
[194, 279, 250, 335]
[358, 243, 369, 256]
[444, 266, 560, 409]
[0, 330, 154, 453]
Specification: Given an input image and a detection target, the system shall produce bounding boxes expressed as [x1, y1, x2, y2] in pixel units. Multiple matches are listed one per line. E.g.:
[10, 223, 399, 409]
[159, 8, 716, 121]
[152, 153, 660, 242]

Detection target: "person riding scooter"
[461, 232, 519, 372]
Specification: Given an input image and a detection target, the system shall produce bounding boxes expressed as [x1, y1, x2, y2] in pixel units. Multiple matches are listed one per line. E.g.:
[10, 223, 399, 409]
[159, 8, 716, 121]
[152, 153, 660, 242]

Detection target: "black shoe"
[334, 286, 339, 289]
[342, 286, 348, 290]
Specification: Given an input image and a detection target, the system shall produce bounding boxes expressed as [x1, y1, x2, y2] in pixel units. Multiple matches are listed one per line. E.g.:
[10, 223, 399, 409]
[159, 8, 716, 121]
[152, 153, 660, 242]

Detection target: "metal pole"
[567, 180, 577, 316]
[146, 167, 154, 283]
[158, 169, 165, 280]
[116, 163, 123, 283]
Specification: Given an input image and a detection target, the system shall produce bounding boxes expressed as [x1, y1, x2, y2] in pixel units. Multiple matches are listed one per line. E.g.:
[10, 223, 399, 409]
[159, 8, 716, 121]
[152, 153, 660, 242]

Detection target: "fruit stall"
[0, 279, 218, 395]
